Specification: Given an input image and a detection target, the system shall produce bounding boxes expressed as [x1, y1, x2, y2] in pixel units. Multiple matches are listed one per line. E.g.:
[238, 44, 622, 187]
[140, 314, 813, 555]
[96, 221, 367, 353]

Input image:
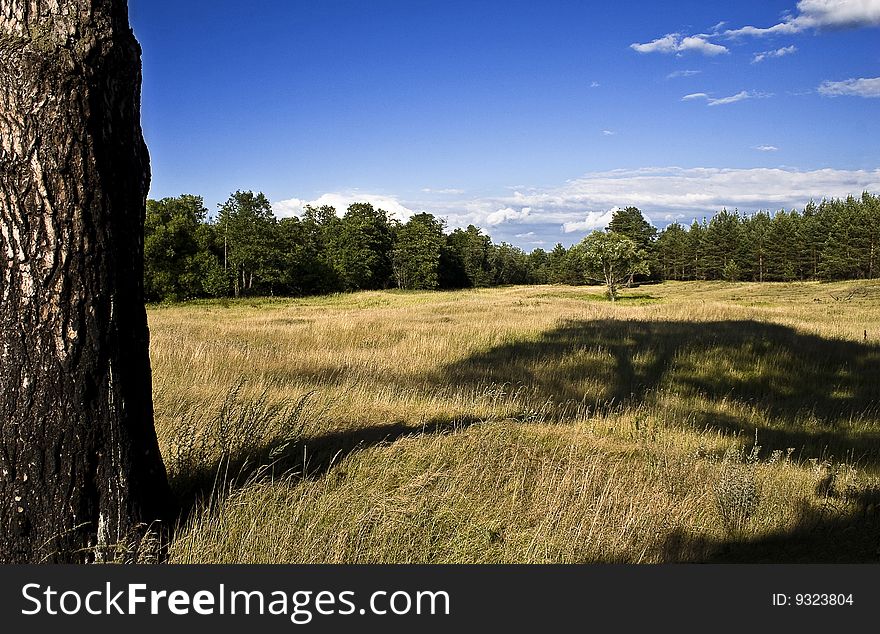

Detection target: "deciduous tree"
[0, 0, 173, 562]
[392, 213, 445, 290]
[574, 231, 648, 301]
[217, 190, 277, 296]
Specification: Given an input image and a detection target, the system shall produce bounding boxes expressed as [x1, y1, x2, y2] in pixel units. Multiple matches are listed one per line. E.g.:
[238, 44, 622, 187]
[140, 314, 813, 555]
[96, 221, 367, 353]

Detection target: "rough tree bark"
[0, 0, 173, 563]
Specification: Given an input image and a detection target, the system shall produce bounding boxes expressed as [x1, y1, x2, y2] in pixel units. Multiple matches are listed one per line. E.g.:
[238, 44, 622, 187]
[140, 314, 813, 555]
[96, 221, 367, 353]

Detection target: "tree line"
[145, 190, 880, 302]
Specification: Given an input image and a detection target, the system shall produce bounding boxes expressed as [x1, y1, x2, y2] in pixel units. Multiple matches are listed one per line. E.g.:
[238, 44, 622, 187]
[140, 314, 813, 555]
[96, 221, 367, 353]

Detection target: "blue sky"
[130, 0, 880, 249]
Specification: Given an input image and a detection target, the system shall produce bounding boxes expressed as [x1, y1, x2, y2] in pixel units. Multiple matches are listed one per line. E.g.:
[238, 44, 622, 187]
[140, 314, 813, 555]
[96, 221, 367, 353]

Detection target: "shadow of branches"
[662, 486, 880, 563]
[439, 319, 880, 464]
[171, 410, 482, 525]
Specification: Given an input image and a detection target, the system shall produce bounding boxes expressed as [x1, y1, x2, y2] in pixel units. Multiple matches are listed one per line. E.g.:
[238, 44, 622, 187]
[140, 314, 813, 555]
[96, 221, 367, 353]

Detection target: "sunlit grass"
[149, 281, 880, 563]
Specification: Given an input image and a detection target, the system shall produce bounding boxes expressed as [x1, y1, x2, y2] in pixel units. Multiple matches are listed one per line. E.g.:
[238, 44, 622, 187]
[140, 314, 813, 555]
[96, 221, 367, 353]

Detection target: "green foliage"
[608, 206, 657, 248]
[393, 213, 446, 289]
[765, 210, 803, 281]
[144, 191, 880, 303]
[526, 248, 550, 284]
[145, 195, 218, 301]
[217, 191, 278, 296]
[655, 192, 880, 283]
[821, 194, 880, 280]
[547, 243, 583, 285]
[444, 225, 493, 287]
[607, 206, 658, 278]
[702, 209, 743, 280]
[330, 203, 395, 291]
[490, 242, 529, 285]
[606, 207, 659, 277]
[574, 231, 649, 301]
[721, 259, 741, 282]
[655, 222, 689, 280]
[741, 211, 771, 282]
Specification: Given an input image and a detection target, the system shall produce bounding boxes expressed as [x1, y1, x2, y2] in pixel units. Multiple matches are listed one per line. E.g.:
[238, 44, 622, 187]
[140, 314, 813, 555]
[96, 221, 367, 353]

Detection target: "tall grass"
[149, 281, 880, 563]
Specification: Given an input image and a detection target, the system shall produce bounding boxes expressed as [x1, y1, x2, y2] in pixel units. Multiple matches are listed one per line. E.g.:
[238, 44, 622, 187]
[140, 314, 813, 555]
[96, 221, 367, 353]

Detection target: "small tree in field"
[575, 231, 648, 301]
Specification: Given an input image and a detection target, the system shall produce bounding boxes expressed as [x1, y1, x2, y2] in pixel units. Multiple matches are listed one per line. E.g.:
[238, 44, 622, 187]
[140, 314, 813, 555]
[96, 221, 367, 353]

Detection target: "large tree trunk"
[0, 0, 173, 563]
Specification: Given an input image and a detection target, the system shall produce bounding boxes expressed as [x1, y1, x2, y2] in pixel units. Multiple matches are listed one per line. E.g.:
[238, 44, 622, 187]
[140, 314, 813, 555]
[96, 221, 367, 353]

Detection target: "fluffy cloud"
[436, 167, 880, 233]
[725, 0, 880, 36]
[272, 197, 308, 218]
[562, 208, 620, 233]
[630, 33, 679, 54]
[272, 167, 880, 245]
[634, 2, 878, 74]
[539, 167, 878, 216]
[753, 145, 780, 151]
[677, 36, 729, 55]
[272, 192, 416, 221]
[630, 33, 728, 56]
[486, 206, 531, 225]
[818, 76, 880, 97]
[752, 45, 797, 63]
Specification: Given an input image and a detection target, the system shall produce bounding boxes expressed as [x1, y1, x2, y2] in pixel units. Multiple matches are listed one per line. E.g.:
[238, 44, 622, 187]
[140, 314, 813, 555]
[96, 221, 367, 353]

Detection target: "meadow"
[148, 281, 880, 563]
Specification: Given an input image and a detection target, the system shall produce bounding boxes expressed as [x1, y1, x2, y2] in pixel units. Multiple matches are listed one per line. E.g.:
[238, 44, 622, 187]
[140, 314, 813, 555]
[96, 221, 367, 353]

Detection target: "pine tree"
[656, 223, 689, 280]
[742, 212, 771, 282]
[702, 209, 743, 280]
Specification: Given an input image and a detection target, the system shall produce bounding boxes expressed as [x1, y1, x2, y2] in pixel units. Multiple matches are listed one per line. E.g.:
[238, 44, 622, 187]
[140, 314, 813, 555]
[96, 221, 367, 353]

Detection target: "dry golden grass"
[149, 281, 880, 563]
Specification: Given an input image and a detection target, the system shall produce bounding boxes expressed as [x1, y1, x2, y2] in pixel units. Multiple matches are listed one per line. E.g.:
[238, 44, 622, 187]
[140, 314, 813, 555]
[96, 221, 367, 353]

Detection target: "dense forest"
[144, 190, 880, 301]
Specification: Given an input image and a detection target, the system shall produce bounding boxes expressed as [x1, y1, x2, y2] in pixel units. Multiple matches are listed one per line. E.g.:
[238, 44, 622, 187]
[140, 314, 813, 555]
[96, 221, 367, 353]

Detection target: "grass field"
[148, 281, 880, 563]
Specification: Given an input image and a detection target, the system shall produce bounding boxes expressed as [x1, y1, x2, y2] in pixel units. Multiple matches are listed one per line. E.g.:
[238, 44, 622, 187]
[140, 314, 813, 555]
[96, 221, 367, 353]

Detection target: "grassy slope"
[149, 281, 880, 563]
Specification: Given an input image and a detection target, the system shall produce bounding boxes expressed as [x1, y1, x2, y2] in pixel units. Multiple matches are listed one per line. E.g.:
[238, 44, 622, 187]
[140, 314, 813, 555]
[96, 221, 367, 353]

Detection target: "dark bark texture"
[0, 0, 173, 562]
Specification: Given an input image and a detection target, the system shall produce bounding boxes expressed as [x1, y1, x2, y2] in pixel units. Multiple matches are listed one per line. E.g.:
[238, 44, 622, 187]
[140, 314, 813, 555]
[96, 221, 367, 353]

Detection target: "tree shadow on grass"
[437, 318, 880, 562]
[172, 414, 483, 525]
[439, 319, 880, 465]
[662, 487, 880, 563]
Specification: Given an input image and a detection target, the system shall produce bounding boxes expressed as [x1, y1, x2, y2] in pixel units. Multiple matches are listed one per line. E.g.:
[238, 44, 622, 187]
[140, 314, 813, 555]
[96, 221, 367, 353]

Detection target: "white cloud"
[818, 76, 880, 97]
[562, 207, 620, 233]
[486, 206, 531, 225]
[272, 192, 416, 221]
[667, 69, 702, 79]
[590, 81, 600, 88]
[273, 167, 880, 245]
[752, 45, 797, 63]
[422, 187, 465, 194]
[631, 33, 680, 54]
[678, 35, 729, 55]
[725, 0, 880, 37]
[753, 145, 780, 151]
[633, 2, 879, 75]
[707, 90, 756, 106]
[602, 129, 616, 136]
[426, 167, 880, 232]
[631, 33, 729, 56]
[272, 197, 308, 218]
[515, 231, 536, 238]
[682, 90, 767, 106]
[524, 167, 880, 217]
